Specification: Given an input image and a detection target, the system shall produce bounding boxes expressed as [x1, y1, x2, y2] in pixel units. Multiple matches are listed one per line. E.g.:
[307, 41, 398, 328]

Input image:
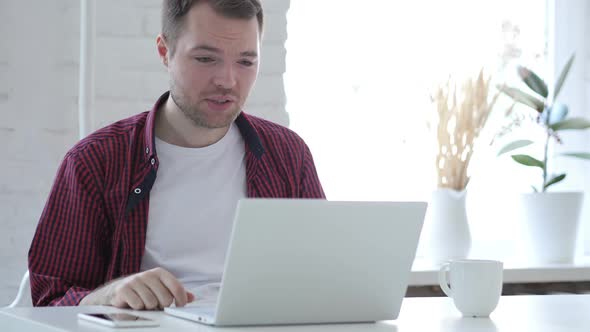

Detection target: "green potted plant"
[497, 54, 590, 263]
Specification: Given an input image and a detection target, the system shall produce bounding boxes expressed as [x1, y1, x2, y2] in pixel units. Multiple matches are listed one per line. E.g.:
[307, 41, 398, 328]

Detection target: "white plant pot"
[424, 188, 471, 264]
[519, 192, 584, 264]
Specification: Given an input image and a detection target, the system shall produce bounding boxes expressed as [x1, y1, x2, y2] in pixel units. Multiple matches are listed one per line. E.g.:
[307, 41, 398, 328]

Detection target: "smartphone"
[77, 312, 159, 328]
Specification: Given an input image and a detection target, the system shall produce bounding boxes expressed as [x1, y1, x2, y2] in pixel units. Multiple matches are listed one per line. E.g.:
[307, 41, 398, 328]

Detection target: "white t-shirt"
[140, 123, 247, 296]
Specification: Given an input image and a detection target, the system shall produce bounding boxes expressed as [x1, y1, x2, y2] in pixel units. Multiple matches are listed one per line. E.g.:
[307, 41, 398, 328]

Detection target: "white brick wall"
[0, 0, 80, 306]
[0, 0, 290, 306]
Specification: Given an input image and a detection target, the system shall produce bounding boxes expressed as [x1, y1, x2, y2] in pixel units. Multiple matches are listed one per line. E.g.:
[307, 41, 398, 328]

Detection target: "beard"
[169, 81, 242, 129]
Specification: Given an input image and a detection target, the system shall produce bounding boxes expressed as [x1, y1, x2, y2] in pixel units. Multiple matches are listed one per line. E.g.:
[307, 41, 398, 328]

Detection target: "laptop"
[165, 199, 426, 326]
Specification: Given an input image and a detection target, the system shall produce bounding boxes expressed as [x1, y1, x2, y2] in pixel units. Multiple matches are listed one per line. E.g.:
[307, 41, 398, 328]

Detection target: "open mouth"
[209, 99, 231, 104]
[206, 97, 235, 104]
[205, 97, 235, 111]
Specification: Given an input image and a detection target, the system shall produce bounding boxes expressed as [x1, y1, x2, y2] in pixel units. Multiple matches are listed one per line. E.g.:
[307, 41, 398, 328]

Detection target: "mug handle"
[438, 262, 453, 297]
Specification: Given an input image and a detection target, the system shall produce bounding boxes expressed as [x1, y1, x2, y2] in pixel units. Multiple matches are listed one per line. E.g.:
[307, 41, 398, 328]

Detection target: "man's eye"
[238, 60, 254, 67]
[195, 57, 214, 63]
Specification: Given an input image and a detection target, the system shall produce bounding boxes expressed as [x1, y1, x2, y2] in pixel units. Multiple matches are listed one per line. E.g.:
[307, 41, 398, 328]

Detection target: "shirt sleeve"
[28, 150, 110, 306]
[299, 143, 326, 199]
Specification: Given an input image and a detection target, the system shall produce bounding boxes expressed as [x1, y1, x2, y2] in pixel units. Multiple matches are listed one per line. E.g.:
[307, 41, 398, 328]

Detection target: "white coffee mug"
[439, 259, 503, 317]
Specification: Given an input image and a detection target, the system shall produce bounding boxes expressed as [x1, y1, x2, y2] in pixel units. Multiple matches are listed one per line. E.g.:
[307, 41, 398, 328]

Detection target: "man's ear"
[156, 34, 170, 67]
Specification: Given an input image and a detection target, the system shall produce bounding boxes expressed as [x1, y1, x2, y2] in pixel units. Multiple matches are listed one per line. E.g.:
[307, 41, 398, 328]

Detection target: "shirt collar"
[144, 91, 265, 165]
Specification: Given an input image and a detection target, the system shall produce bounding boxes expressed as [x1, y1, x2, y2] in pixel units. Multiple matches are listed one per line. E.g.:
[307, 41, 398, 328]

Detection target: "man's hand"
[80, 267, 195, 310]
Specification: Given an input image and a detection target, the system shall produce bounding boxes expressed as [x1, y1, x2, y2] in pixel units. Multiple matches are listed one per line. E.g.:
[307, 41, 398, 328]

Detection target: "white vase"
[519, 192, 584, 264]
[424, 188, 471, 265]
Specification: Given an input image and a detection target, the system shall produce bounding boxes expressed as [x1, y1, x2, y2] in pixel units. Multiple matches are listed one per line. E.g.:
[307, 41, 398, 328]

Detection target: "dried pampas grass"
[431, 70, 499, 190]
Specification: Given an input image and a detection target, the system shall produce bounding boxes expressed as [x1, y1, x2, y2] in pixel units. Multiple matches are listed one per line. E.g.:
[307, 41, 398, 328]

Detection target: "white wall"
[550, 0, 590, 256]
[0, 0, 290, 306]
[585, 0, 590, 255]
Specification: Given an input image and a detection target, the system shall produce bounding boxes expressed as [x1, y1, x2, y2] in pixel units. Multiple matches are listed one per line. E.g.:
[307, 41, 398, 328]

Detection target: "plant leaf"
[554, 54, 575, 101]
[518, 66, 548, 98]
[544, 173, 566, 191]
[497, 140, 534, 156]
[512, 154, 545, 169]
[497, 85, 545, 112]
[550, 117, 590, 131]
[531, 186, 539, 193]
[562, 152, 590, 160]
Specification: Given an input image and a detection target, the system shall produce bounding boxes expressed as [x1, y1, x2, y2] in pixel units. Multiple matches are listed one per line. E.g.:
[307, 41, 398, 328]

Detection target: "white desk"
[2, 295, 590, 331]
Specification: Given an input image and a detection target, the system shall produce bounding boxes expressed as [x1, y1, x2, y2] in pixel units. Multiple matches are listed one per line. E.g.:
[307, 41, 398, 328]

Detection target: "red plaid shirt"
[28, 92, 325, 306]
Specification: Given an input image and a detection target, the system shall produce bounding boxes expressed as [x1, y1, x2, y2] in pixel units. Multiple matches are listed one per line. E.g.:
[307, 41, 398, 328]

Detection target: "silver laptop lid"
[214, 199, 427, 326]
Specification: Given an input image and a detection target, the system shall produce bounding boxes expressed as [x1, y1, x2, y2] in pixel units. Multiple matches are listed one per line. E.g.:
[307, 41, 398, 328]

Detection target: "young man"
[28, 0, 325, 310]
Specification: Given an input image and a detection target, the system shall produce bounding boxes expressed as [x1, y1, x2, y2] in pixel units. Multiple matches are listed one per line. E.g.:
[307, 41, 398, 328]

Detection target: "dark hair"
[162, 0, 263, 54]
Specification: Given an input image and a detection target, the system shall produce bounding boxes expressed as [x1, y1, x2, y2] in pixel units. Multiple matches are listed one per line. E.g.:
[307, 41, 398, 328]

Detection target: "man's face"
[161, 2, 260, 129]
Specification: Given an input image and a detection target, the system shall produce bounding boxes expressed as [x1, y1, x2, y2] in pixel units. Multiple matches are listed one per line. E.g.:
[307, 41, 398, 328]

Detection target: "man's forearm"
[79, 276, 123, 306]
[79, 286, 108, 305]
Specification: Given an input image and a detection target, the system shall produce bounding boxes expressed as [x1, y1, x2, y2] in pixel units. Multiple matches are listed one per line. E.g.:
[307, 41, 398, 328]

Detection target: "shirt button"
[145, 147, 150, 154]
[134, 188, 142, 194]
[150, 158, 156, 165]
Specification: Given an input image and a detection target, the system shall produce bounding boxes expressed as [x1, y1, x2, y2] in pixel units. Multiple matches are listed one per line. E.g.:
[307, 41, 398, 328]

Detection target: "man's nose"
[213, 63, 236, 89]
